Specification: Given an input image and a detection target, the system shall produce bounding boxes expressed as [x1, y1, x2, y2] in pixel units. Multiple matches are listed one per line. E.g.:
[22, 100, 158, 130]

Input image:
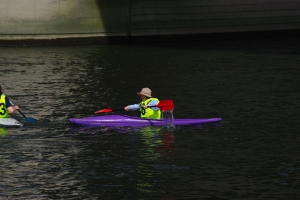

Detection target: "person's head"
[137, 87, 152, 101]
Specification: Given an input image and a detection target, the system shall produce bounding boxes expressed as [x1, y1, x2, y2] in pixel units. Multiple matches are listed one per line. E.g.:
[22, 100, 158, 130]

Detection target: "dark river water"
[0, 37, 299, 199]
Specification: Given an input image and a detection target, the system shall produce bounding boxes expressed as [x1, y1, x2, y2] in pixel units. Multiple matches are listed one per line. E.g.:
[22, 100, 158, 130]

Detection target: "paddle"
[94, 100, 174, 114]
[10, 101, 38, 123]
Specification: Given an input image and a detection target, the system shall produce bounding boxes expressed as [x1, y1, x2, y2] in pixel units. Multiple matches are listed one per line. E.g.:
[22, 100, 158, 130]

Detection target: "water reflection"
[69, 124, 177, 197]
[0, 128, 8, 136]
[135, 127, 176, 195]
[138, 127, 174, 160]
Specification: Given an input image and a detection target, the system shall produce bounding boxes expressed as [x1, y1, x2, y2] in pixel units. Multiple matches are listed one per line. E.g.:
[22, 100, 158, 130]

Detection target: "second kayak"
[0, 117, 23, 128]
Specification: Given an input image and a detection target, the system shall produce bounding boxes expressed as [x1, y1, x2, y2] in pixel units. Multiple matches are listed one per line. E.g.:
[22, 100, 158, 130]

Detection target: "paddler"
[124, 87, 161, 119]
[0, 85, 19, 118]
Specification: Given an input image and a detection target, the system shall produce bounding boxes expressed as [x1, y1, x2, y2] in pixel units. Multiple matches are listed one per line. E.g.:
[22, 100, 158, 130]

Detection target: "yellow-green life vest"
[139, 98, 161, 119]
[0, 94, 9, 118]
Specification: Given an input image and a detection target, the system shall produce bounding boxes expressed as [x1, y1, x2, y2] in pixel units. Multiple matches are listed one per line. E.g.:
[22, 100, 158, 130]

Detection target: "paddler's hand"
[124, 106, 130, 111]
[8, 105, 19, 114]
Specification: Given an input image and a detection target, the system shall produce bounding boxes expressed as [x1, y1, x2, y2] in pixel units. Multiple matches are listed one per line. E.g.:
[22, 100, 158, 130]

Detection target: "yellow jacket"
[139, 98, 161, 119]
[0, 94, 9, 118]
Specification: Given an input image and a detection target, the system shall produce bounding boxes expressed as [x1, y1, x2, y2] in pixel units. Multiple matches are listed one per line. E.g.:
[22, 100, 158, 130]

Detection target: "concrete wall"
[0, 0, 300, 44]
[0, 0, 129, 42]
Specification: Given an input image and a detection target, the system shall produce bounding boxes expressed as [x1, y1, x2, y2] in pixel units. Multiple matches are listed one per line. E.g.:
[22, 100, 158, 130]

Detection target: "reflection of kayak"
[69, 114, 222, 127]
[0, 118, 23, 128]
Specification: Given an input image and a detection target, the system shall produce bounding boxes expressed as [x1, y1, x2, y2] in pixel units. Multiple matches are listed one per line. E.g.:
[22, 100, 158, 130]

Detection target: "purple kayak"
[69, 114, 222, 127]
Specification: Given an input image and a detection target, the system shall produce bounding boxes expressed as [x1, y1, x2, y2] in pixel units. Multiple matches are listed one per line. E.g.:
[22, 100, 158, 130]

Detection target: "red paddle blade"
[94, 108, 113, 114]
[156, 100, 174, 111]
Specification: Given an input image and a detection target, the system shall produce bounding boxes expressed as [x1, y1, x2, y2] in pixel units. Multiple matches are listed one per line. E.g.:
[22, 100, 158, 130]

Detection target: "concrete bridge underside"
[0, 0, 300, 45]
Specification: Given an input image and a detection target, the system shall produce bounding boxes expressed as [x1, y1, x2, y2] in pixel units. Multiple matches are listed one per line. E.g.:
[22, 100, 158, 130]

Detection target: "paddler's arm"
[7, 105, 19, 114]
[145, 99, 159, 110]
[124, 104, 140, 111]
[6, 97, 19, 114]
